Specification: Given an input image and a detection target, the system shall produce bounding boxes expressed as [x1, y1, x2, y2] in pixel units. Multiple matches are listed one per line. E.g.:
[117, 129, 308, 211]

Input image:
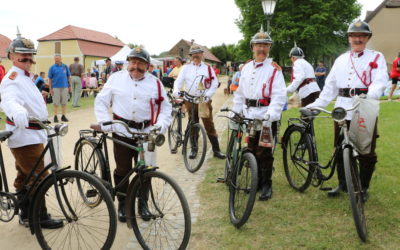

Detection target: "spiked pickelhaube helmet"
[127, 47, 150, 63]
[250, 26, 273, 48]
[289, 43, 305, 58]
[347, 19, 372, 37]
[7, 27, 36, 59]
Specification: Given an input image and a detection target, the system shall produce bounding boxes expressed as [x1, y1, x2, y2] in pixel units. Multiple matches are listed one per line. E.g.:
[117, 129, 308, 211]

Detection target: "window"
[55, 42, 61, 54]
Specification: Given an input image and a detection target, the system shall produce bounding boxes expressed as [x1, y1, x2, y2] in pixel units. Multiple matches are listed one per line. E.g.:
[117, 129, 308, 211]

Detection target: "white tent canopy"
[95, 45, 163, 66]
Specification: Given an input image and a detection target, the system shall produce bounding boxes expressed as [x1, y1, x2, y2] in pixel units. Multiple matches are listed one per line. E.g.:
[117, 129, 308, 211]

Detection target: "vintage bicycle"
[0, 118, 117, 249]
[281, 103, 368, 241]
[74, 119, 191, 249]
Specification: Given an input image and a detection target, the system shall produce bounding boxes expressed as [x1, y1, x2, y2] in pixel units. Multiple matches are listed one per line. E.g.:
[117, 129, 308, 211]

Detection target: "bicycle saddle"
[0, 131, 13, 142]
[299, 108, 320, 117]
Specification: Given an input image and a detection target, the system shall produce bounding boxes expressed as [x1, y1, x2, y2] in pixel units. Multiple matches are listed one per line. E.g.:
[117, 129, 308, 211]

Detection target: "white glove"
[263, 112, 271, 121]
[13, 113, 29, 129]
[150, 124, 163, 133]
[100, 124, 113, 132]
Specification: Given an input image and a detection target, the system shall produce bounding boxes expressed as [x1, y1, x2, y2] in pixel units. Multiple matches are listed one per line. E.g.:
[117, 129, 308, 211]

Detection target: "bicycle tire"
[75, 139, 107, 207]
[343, 147, 368, 242]
[229, 152, 258, 228]
[168, 113, 180, 153]
[127, 171, 191, 250]
[182, 123, 207, 173]
[224, 129, 238, 186]
[282, 125, 314, 192]
[32, 170, 117, 250]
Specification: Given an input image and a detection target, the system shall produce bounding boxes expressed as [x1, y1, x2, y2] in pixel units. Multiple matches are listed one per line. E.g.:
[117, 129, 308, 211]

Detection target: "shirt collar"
[192, 62, 202, 67]
[11, 66, 30, 77]
[253, 58, 271, 68]
[350, 50, 365, 58]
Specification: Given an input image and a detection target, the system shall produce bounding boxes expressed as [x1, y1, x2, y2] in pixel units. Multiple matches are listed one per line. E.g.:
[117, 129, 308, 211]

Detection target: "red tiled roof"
[365, 0, 400, 22]
[0, 34, 12, 58]
[38, 25, 124, 47]
[77, 40, 122, 57]
[182, 39, 221, 63]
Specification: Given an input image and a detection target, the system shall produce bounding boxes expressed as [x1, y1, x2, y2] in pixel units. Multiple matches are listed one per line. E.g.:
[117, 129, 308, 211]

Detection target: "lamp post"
[260, 0, 278, 34]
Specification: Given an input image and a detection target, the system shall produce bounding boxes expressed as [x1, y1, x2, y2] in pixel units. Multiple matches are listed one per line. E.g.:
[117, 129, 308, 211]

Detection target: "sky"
[0, 0, 383, 55]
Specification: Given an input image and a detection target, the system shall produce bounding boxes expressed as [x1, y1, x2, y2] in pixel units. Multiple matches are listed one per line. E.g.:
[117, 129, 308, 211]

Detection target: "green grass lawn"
[0, 95, 96, 129]
[192, 101, 400, 249]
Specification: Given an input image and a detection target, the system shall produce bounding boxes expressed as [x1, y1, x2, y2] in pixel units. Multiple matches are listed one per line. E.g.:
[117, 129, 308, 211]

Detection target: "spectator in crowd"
[148, 64, 157, 77]
[168, 56, 184, 79]
[166, 65, 173, 75]
[230, 64, 244, 92]
[155, 65, 163, 79]
[388, 52, 400, 101]
[81, 73, 89, 98]
[69, 57, 84, 107]
[212, 64, 219, 75]
[33, 74, 38, 83]
[92, 66, 99, 79]
[0, 58, 6, 82]
[315, 60, 327, 90]
[48, 55, 71, 122]
[87, 73, 98, 96]
[112, 61, 124, 74]
[35, 72, 46, 90]
[104, 58, 112, 81]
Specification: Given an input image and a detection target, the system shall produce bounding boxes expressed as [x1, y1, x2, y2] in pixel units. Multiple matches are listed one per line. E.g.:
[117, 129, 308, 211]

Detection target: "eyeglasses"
[348, 34, 369, 38]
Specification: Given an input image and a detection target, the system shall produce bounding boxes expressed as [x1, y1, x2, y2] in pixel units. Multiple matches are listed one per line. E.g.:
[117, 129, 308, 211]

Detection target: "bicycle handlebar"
[219, 107, 270, 122]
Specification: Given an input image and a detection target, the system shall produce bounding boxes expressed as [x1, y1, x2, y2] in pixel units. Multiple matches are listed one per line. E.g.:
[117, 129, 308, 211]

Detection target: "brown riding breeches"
[184, 100, 217, 137]
[301, 91, 320, 107]
[10, 144, 47, 191]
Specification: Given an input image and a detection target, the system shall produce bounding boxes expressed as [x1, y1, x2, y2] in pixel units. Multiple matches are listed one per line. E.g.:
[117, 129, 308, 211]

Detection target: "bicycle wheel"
[229, 152, 258, 228]
[224, 129, 238, 185]
[168, 113, 181, 153]
[126, 171, 191, 250]
[343, 147, 367, 242]
[182, 123, 207, 173]
[282, 125, 314, 192]
[32, 170, 117, 249]
[75, 139, 106, 206]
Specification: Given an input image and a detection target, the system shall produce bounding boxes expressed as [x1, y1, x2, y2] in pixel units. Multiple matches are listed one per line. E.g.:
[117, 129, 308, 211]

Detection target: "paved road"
[0, 77, 232, 249]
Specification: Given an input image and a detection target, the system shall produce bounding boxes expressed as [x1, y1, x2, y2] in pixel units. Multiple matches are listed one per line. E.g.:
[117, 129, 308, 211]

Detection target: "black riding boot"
[39, 200, 63, 229]
[114, 174, 128, 222]
[259, 167, 273, 201]
[208, 135, 226, 159]
[359, 158, 376, 202]
[189, 135, 198, 159]
[138, 181, 152, 221]
[328, 159, 347, 197]
[17, 189, 29, 227]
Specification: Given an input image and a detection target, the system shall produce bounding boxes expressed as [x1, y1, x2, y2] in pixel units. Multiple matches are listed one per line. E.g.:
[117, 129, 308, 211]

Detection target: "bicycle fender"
[28, 167, 70, 234]
[73, 137, 99, 155]
[125, 174, 140, 229]
[281, 124, 305, 150]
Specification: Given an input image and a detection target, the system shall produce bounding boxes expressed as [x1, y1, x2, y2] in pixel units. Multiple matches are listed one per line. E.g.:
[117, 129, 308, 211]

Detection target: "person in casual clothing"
[388, 52, 400, 101]
[286, 45, 320, 107]
[104, 58, 112, 82]
[69, 57, 84, 107]
[112, 61, 124, 74]
[307, 20, 388, 201]
[315, 61, 327, 90]
[48, 55, 71, 122]
[148, 64, 157, 77]
[173, 45, 226, 159]
[0, 58, 6, 82]
[230, 64, 244, 92]
[212, 65, 219, 75]
[168, 56, 184, 79]
[232, 27, 287, 201]
[0, 31, 63, 229]
[95, 47, 172, 222]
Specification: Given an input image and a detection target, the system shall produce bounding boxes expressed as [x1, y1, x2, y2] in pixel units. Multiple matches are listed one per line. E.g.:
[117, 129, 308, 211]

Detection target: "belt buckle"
[256, 99, 260, 107]
[127, 120, 135, 128]
[349, 88, 356, 97]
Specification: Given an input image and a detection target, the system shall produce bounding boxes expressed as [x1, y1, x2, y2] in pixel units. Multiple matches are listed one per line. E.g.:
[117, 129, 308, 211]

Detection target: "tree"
[210, 43, 247, 64]
[127, 43, 140, 49]
[234, 0, 361, 65]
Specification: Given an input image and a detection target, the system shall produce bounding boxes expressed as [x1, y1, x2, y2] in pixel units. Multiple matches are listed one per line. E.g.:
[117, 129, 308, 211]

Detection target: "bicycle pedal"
[86, 189, 98, 198]
[216, 178, 226, 184]
[320, 187, 332, 191]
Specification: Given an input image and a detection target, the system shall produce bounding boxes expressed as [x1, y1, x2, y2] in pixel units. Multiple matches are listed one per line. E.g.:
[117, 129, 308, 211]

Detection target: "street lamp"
[260, 0, 278, 34]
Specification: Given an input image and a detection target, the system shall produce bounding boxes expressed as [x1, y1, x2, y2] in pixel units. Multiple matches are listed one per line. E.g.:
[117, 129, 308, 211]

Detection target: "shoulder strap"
[204, 65, 214, 89]
[151, 79, 165, 125]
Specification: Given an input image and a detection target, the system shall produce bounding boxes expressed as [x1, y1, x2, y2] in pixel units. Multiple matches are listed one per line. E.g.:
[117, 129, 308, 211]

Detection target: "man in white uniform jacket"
[232, 28, 287, 201]
[286, 45, 320, 106]
[0, 30, 62, 228]
[307, 20, 388, 201]
[95, 47, 172, 222]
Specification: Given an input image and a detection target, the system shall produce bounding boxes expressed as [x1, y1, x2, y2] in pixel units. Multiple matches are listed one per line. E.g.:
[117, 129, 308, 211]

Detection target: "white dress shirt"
[232, 58, 287, 122]
[173, 62, 218, 99]
[0, 66, 48, 148]
[307, 49, 389, 119]
[286, 58, 320, 98]
[95, 70, 172, 136]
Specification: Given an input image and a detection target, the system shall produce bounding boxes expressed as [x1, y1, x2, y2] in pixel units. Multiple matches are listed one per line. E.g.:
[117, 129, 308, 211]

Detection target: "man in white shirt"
[95, 47, 172, 221]
[286, 45, 320, 106]
[173, 45, 225, 159]
[232, 28, 287, 200]
[0, 30, 62, 228]
[307, 20, 388, 201]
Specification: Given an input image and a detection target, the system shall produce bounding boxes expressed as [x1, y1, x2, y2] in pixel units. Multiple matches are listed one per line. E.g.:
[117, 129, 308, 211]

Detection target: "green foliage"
[210, 43, 244, 64]
[127, 43, 140, 49]
[234, 0, 361, 65]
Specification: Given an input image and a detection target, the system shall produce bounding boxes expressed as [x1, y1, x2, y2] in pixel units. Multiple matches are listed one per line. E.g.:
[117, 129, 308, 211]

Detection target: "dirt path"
[0, 76, 232, 249]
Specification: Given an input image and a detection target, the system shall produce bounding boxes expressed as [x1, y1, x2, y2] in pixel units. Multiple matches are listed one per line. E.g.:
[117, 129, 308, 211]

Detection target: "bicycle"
[281, 103, 367, 241]
[218, 108, 259, 228]
[167, 90, 208, 173]
[0, 118, 117, 249]
[74, 120, 192, 249]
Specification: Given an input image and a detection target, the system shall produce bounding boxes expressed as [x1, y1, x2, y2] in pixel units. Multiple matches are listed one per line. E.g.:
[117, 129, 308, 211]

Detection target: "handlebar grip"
[103, 121, 113, 126]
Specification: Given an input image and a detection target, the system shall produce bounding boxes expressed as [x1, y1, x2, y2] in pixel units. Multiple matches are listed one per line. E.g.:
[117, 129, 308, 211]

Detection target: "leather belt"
[245, 98, 270, 107]
[298, 78, 316, 89]
[6, 117, 44, 130]
[113, 114, 150, 130]
[338, 88, 368, 97]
